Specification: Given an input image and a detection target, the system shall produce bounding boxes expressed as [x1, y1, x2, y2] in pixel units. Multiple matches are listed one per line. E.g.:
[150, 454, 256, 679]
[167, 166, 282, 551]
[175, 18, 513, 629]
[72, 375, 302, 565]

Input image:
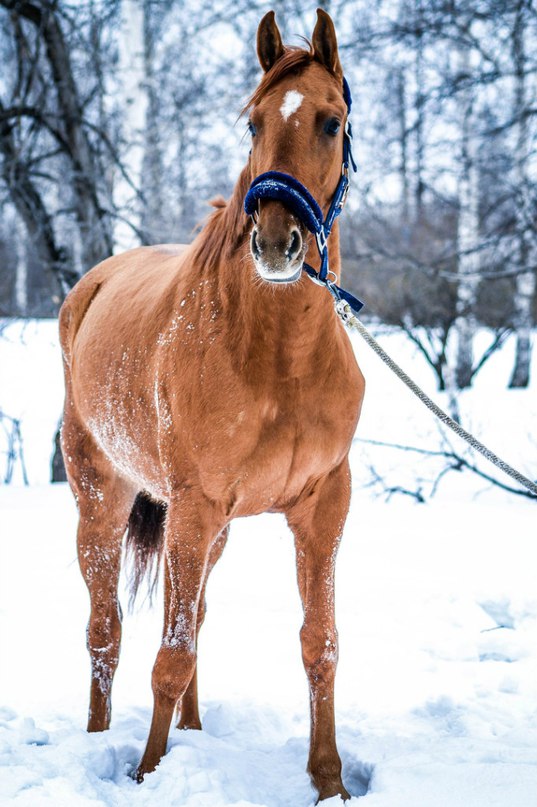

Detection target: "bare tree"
[0, 97, 72, 297]
[0, 0, 114, 268]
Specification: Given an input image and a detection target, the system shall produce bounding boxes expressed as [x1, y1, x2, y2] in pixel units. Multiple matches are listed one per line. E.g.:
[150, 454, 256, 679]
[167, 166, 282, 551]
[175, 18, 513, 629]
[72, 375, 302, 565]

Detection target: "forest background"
[0, 0, 536, 486]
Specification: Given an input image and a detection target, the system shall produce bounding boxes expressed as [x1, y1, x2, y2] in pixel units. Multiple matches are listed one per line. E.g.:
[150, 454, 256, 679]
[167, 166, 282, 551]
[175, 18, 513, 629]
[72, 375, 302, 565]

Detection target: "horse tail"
[125, 493, 167, 606]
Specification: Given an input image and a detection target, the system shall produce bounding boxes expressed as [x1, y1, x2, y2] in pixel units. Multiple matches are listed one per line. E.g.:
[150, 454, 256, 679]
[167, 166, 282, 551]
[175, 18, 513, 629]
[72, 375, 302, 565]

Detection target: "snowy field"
[1, 320, 536, 806]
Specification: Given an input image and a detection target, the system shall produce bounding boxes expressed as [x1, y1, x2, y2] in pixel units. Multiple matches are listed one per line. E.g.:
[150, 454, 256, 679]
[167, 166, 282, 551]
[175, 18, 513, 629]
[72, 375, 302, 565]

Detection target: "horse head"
[245, 9, 349, 284]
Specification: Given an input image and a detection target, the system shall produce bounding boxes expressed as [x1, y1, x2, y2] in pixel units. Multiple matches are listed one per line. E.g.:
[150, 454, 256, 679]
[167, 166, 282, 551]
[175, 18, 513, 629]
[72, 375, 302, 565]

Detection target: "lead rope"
[334, 301, 537, 498]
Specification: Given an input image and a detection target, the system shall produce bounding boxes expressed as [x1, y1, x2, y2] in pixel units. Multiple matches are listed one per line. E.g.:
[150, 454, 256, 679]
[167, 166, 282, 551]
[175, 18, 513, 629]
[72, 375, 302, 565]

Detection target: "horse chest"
[192, 363, 362, 513]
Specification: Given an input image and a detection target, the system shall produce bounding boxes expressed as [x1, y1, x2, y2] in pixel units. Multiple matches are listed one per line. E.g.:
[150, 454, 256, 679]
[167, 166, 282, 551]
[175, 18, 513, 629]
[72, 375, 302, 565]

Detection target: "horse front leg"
[177, 525, 229, 730]
[137, 493, 226, 780]
[286, 460, 352, 803]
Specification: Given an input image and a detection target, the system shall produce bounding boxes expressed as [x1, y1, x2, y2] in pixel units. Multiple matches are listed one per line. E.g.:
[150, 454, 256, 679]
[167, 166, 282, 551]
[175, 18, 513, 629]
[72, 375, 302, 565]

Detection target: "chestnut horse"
[59, 9, 364, 803]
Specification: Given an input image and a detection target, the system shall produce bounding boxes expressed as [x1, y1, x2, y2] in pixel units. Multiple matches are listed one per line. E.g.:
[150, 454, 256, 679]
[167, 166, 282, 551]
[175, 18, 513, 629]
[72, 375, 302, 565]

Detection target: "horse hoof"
[177, 719, 202, 731]
[176, 704, 202, 731]
[135, 758, 157, 783]
[316, 781, 351, 802]
[87, 719, 108, 733]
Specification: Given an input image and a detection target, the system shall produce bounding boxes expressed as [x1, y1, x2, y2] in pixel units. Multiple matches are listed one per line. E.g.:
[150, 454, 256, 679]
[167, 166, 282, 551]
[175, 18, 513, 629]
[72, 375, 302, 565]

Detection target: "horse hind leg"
[79, 474, 137, 732]
[176, 525, 229, 730]
[63, 415, 136, 731]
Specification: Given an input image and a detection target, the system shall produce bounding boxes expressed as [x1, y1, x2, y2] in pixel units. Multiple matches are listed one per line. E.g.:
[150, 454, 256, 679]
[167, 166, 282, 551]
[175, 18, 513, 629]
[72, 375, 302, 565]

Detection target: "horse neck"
[215, 214, 343, 380]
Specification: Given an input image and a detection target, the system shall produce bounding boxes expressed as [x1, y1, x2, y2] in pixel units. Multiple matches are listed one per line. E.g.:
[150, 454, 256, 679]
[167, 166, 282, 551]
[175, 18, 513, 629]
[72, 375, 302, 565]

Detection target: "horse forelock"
[241, 45, 314, 115]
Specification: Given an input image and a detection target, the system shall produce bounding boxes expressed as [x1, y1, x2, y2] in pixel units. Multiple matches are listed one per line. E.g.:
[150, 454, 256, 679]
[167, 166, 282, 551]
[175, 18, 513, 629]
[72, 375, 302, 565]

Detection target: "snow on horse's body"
[60, 10, 364, 802]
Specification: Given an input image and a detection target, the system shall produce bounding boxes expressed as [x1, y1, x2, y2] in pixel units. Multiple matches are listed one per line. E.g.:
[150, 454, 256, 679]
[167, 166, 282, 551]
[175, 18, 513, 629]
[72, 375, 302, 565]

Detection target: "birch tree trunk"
[509, 0, 535, 388]
[396, 69, 410, 224]
[140, 0, 163, 243]
[414, 25, 425, 220]
[14, 218, 28, 316]
[113, 0, 149, 252]
[454, 45, 480, 390]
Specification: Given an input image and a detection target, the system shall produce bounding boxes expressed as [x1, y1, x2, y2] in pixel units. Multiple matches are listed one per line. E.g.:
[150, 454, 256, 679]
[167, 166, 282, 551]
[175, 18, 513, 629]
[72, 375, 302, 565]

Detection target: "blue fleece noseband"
[244, 76, 363, 315]
[246, 172, 323, 234]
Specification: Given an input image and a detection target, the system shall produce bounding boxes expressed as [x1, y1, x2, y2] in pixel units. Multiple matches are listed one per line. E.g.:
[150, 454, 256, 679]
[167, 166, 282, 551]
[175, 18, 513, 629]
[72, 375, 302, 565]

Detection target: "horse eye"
[248, 120, 257, 137]
[324, 118, 341, 136]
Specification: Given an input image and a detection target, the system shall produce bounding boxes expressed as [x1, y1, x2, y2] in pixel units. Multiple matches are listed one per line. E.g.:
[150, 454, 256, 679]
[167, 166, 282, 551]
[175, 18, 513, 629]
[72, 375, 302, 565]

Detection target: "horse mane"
[190, 165, 252, 270]
[192, 46, 315, 271]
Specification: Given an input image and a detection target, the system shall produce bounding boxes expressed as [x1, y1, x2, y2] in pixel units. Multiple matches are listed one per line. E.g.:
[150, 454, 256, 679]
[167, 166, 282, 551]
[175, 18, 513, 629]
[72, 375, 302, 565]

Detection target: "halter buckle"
[315, 228, 328, 255]
[338, 181, 349, 209]
[307, 272, 327, 287]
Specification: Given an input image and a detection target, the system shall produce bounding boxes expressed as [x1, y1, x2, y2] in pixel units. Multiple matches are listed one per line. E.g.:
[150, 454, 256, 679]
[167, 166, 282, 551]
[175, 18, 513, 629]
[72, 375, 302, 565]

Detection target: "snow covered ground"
[1, 320, 536, 806]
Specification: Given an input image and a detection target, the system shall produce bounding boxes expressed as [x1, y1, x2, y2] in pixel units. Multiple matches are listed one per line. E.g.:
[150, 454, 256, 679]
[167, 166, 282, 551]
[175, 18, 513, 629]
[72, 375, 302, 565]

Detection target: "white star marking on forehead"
[280, 90, 304, 121]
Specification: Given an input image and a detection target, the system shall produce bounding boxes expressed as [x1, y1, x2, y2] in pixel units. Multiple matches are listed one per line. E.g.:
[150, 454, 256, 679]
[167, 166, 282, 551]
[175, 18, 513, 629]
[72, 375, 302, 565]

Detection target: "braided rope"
[335, 303, 537, 498]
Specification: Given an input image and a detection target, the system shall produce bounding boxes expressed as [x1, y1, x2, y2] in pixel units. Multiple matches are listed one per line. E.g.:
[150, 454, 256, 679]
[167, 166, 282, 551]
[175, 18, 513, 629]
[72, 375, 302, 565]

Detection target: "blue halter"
[244, 77, 363, 315]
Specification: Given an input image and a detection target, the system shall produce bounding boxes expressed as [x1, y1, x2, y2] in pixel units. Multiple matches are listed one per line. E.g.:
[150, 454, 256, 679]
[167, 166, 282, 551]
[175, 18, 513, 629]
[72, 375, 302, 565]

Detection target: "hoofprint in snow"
[1, 321, 536, 806]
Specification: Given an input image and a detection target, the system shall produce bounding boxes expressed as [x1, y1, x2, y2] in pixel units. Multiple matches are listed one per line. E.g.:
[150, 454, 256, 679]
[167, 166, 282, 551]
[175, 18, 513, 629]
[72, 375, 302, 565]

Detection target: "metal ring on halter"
[326, 270, 338, 284]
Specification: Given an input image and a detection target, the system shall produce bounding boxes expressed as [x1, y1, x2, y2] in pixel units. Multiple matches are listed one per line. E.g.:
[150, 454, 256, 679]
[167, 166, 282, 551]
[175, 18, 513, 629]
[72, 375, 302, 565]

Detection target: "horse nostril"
[251, 228, 261, 259]
[287, 228, 302, 262]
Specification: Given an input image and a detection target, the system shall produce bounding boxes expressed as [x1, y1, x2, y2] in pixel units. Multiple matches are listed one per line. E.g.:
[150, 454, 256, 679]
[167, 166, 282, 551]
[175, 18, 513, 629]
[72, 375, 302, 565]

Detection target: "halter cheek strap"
[243, 76, 363, 315]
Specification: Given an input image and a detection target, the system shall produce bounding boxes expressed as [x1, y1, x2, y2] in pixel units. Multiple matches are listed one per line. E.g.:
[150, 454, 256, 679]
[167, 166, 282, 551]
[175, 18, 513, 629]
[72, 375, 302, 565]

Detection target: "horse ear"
[312, 8, 343, 80]
[257, 11, 284, 73]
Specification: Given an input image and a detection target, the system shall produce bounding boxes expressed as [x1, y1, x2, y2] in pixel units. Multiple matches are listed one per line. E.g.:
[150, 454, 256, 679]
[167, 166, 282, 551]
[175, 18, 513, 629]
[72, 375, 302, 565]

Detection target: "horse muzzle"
[249, 206, 305, 284]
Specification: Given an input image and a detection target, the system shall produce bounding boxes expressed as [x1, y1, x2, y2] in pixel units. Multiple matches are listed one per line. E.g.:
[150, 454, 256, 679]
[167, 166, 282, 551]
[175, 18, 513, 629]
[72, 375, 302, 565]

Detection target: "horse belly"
[84, 400, 164, 499]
